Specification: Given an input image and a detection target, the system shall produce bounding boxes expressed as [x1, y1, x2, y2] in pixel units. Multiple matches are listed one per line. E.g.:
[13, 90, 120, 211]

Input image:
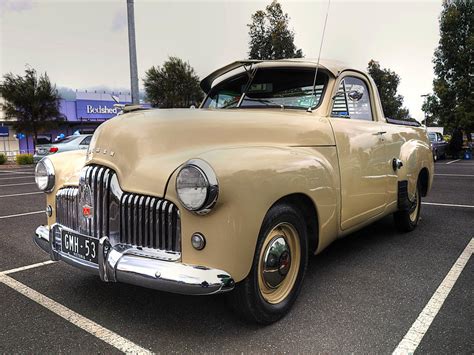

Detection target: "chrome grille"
[120, 193, 181, 251]
[55, 164, 181, 252]
[83, 165, 114, 238]
[56, 187, 79, 231]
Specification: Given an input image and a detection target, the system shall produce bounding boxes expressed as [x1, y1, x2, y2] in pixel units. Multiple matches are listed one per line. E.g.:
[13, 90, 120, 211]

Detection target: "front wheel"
[227, 203, 308, 324]
[394, 182, 421, 232]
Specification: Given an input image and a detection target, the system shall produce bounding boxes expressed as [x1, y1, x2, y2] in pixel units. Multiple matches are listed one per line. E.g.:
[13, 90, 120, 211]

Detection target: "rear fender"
[397, 139, 433, 199]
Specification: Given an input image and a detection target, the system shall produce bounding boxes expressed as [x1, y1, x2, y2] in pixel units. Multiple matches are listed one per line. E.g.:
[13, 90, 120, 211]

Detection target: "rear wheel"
[394, 182, 421, 232]
[228, 203, 308, 324]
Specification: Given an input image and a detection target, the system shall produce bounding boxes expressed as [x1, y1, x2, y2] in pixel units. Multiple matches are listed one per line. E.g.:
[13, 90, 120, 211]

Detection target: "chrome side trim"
[34, 224, 234, 295]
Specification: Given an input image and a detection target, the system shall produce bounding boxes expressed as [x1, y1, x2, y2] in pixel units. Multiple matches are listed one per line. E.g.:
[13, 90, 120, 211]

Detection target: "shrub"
[0, 153, 6, 165]
[16, 154, 34, 165]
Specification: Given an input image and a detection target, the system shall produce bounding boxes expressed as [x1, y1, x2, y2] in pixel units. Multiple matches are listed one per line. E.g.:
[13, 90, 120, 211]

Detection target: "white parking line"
[393, 238, 473, 354]
[0, 176, 34, 181]
[0, 260, 56, 275]
[0, 192, 42, 198]
[445, 159, 461, 165]
[422, 202, 474, 209]
[0, 182, 36, 187]
[0, 170, 35, 175]
[0, 274, 152, 354]
[434, 174, 474, 177]
[0, 168, 35, 172]
[0, 211, 44, 219]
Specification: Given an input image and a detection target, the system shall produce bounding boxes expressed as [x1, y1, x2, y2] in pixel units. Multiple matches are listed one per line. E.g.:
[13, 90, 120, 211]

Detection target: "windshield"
[428, 133, 436, 142]
[55, 136, 79, 144]
[202, 67, 328, 110]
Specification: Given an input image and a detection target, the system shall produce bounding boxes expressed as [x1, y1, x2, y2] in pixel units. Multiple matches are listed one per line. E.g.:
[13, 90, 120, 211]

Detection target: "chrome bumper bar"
[34, 225, 234, 295]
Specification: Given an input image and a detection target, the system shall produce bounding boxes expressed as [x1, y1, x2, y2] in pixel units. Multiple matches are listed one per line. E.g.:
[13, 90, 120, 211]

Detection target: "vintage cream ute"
[34, 59, 434, 324]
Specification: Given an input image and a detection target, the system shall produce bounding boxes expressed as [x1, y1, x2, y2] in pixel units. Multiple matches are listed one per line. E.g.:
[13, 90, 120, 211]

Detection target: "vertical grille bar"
[155, 200, 162, 249]
[102, 170, 110, 237]
[96, 167, 104, 239]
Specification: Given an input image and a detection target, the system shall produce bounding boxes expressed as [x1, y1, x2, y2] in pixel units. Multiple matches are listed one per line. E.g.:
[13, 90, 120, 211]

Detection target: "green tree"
[367, 60, 410, 120]
[144, 57, 203, 108]
[0, 67, 64, 146]
[248, 0, 303, 60]
[422, 0, 473, 133]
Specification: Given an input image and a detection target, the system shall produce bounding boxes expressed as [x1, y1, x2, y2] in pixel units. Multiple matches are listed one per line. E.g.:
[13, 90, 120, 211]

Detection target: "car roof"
[200, 58, 361, 93]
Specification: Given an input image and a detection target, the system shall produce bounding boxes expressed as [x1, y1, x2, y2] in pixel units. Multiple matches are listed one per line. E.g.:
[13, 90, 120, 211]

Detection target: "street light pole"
[421, 93, 429, 130]
[127, 0, 139, 104]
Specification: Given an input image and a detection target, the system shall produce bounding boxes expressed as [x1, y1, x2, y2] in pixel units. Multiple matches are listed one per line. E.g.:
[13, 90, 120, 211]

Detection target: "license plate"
[61, 230, 98, 264]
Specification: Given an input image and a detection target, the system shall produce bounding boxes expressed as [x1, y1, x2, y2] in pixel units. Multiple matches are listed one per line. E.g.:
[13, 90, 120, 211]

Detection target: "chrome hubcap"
[262, 236, 291, 288]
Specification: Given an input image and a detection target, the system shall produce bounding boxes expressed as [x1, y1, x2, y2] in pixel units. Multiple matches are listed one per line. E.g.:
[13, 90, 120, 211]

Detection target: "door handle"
[372, 131, 387, 136]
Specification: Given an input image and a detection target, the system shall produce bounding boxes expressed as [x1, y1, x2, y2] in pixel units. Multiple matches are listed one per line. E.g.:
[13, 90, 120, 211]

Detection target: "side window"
[80, 136, 92, 146]
[331, 76, 373, 121]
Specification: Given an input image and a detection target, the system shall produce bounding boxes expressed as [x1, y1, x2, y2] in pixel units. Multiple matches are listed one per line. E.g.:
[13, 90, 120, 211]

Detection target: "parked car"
[34, 59, 433, 324]
[34, 134, 92, 163]
[428, 132, 448, 161]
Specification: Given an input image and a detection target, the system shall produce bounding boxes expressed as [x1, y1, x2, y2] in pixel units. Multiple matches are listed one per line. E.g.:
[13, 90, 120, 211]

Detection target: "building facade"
[0, 92, 133, 157]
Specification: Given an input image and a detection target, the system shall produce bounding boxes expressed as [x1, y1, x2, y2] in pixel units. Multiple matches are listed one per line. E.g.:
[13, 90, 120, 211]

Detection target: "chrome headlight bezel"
[176, 159, 218, 214]
[35, 157, 55, 192]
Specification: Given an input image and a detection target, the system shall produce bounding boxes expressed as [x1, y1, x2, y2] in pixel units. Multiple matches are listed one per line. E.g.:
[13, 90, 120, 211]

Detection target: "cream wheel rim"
[258, 222, 301, 304]
[409, 189, 419, 222]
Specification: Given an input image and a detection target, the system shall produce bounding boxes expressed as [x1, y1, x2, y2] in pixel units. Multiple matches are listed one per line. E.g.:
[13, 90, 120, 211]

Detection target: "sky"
[0, 0, 443, 120]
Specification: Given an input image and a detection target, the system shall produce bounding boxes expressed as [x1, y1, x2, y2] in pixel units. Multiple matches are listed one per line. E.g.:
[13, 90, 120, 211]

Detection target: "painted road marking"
[0, 274, 152, 354]
[0, 182, 36, 187]
[0, 211, 44, 219]
[0, 176, 34, 181]
[393, 238, 473, 355]
[434, 174, 474, 177]
[0, 171, 35, 175]
[422, 202, 474, 209]
[0, 168, 35, 172]
[1, 260, 56, 275]
[445, 159, 460, 165]
[0, 191, 42, 198]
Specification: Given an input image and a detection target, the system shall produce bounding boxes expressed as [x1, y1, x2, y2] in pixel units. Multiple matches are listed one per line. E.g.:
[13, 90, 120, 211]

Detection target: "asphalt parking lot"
[0, 160, 472, 353]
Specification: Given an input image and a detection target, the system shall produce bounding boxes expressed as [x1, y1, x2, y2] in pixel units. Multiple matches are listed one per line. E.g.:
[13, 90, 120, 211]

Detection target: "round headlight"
[176, 159, 218, 213]
[35, 158, 55, 192]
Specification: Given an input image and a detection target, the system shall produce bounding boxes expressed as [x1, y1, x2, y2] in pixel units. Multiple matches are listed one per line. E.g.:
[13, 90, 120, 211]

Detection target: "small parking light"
[191, 233, 206, 250]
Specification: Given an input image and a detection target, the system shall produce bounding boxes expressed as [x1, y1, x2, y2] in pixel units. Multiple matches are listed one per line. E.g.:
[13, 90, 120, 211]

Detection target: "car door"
[329, 73, 388, 230]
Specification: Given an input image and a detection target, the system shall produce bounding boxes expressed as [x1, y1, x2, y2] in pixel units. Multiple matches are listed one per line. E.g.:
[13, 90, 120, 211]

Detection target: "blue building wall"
[18, 92, 141, 152]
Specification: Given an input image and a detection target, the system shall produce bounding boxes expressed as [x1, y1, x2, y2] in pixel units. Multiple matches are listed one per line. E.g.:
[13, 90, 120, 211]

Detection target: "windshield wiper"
[242, 98, 274, 107]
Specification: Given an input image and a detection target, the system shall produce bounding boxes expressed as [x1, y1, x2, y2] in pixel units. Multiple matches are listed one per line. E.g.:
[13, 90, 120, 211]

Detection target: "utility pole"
[421, 93, 429, 129]
[127, 0, 139, 104]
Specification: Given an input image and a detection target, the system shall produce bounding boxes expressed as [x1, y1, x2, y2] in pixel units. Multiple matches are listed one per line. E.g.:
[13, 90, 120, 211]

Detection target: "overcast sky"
[1, 0, 442, 120]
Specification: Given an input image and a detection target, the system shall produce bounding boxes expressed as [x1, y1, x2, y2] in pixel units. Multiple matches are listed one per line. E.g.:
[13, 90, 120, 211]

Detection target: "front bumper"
[34, 225, 234, 295]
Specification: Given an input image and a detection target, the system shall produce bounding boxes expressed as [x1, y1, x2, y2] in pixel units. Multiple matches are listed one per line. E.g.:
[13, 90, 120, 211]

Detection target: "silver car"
[34, 134, 92, 163]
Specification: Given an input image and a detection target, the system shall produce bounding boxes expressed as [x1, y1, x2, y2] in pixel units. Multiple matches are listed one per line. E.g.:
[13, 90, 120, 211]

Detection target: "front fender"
[165, 146, 340, 282]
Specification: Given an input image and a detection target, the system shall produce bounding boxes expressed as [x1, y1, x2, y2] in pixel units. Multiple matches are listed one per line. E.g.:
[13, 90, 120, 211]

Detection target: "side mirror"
[347, 90, 363, 101]
[332, 90, 363, 101]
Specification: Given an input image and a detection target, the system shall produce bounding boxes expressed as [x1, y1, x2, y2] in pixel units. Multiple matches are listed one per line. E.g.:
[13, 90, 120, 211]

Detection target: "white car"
[34, 134, 92, 163]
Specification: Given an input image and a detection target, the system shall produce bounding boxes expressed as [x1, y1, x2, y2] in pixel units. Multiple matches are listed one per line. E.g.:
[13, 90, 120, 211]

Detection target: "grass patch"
[16, 154, 34, 165]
